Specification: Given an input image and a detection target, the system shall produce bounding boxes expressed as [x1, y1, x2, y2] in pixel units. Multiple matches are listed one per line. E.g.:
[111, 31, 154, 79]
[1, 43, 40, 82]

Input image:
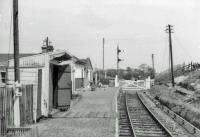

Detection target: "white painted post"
[14, 96, 20, 126]
[95, 73, 98, 85]
[145, 78, 148, 89]
[14, 81, 21, 126]
[146, 76, 151, 89]
[149, 76, 151, 89]
[115, 75, 118, 87]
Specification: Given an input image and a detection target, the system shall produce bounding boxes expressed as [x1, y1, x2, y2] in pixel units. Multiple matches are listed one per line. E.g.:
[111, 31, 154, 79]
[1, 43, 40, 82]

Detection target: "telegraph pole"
[102, 38, 107, 79]
[166, 24, 174, 87]
[152, 54, 155, 78]
[103, 38, 105, 70]
[13, 0, 21, 126]
[13, 0, 20, 83]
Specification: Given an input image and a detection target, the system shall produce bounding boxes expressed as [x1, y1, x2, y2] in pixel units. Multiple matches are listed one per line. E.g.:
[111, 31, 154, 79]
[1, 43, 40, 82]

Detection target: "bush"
[100, 78, 109, 85]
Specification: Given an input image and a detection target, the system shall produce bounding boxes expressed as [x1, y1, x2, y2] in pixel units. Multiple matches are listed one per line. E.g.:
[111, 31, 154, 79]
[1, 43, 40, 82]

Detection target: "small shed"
[72, 58, 93, 91]
[0, 50, 93, 122]
[0, 54, 36, 84]
[5, 50, 74, 120]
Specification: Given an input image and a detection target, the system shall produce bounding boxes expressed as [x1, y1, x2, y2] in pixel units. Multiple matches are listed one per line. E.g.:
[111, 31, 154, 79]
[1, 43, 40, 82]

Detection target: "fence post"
[1, 116, 6, 136]
[145, 76, 151, 90]
[115, 75, 119, 87]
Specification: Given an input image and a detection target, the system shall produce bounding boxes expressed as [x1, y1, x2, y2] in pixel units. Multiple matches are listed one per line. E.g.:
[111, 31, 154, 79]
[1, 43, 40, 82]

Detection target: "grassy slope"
[175, 71, 200, 93]
[149, 85, 200, 129]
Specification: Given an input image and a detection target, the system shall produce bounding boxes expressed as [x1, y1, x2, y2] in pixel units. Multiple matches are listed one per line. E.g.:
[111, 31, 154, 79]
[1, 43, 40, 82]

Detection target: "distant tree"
[107, 69, 117, 78]
[124, 67, 133, 80]
[95, 64, 154, 82]
[136, 64, 154, 79]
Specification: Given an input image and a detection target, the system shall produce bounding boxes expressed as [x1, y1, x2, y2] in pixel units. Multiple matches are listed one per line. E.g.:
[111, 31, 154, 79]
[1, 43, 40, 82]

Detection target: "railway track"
[118, 90, 172, 137]
[118, 91, 134, 137]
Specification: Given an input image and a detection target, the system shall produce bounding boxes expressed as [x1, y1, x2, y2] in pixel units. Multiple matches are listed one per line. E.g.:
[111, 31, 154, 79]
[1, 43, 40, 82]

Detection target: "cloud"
[79, 4, 116, 30]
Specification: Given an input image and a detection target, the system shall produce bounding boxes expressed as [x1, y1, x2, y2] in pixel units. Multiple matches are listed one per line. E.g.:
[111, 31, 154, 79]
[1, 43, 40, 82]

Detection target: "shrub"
[100, 78, 109, 85]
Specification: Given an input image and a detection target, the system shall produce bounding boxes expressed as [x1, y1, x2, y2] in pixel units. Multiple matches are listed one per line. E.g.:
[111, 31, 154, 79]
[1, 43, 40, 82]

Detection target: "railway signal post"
[115, 45, 123, 87]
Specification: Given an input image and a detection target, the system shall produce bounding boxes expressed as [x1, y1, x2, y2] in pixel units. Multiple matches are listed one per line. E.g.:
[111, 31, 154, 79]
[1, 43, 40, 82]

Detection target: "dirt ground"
[35, 87, 118, 137]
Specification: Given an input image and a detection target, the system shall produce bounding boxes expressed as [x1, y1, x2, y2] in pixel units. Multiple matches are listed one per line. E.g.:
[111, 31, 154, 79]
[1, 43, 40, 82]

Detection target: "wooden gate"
[20, 85, 33, 125]
[0, 84, 35, 136]
[0, 85, 7, 136]
[122, 80, 146, 90]
[0, 85, 14, 135]
[54, 65, 72, 110]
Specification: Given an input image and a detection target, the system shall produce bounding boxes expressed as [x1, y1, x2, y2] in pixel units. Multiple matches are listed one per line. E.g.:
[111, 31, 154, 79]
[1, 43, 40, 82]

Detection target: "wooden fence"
[182, 62, 200, 72]
[20, 85, 33, 125]
[0, 84, 11, 136]
[0, 84, 36, 137]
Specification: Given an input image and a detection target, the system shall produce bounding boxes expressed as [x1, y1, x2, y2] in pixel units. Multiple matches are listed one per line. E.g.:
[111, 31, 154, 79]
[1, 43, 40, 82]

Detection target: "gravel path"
[36, 87, 118, 137]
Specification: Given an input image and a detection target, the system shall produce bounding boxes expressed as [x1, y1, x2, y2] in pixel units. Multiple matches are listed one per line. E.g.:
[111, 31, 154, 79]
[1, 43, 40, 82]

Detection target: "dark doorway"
[53, 65, 72, 110]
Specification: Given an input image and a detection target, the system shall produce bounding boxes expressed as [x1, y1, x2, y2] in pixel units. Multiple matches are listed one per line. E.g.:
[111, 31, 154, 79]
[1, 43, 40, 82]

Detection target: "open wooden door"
[36, 69, 42, 120]
[54, 65, 72, 110]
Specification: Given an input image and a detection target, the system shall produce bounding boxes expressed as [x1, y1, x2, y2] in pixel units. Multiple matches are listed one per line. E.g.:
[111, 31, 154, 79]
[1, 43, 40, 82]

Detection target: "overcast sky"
[0, 0, 200, 72]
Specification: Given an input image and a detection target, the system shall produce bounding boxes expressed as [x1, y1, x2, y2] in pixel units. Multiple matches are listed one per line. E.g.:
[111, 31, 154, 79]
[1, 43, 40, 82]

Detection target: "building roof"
[0, 53, 37, 62]
[78, 58, 93, 70]
[0, 53, 37, 66]
[0, 51, 93, 70]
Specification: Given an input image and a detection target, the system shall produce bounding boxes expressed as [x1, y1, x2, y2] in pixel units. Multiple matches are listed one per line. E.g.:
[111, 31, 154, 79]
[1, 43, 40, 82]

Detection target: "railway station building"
[0, 48, 93, 123]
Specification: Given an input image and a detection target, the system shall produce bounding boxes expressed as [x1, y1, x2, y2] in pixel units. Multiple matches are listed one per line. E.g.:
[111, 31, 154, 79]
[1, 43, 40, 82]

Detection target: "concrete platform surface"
[36, 87, 118, 137]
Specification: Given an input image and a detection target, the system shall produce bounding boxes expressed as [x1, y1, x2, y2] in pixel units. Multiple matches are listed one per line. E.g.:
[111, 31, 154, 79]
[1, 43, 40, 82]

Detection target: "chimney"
[41, 37, 54, 53]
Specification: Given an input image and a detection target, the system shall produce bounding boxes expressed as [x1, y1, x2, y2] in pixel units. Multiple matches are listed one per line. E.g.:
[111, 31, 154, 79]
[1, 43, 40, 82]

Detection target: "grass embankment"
[175, 71, 200, 93]
[149, 85, 200, 129]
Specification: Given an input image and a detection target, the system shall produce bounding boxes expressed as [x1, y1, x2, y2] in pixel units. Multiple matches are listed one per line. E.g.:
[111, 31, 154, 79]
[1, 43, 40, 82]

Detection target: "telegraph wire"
[7, 0, 13, 63]
[173, 34, 192, 62]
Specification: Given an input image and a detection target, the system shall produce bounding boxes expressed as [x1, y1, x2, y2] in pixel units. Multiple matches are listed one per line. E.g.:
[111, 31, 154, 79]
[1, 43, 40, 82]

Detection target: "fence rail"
[180, 62, 200, 73]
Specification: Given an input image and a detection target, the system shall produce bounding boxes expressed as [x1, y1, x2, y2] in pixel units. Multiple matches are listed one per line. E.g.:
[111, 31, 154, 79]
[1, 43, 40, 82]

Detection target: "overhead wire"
[173, 34, 192, 63]
[6, 0, 13, 84]
[7, 0, 13, 64]
[160, 32, 169, 73]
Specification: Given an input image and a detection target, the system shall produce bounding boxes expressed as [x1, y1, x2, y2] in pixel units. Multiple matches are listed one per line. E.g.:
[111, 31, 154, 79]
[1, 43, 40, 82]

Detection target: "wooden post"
[117, 46, 119, 75]
[152, 54, 155, 78]
[13, 0, 21, 126]
[103, 38, 105, 70]
[166, 24, 174, 87]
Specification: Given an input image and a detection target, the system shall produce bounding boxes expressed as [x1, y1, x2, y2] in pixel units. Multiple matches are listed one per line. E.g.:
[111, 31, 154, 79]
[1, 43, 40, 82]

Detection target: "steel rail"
[125, 90, 173, 137]
[145, 92, 200, 136]
[125, 91, 136, 137]
[136, 91, 173, 137]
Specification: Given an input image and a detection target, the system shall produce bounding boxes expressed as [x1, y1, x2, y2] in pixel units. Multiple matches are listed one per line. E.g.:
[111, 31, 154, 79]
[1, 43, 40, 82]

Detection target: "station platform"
[36, 87, 118, 137]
